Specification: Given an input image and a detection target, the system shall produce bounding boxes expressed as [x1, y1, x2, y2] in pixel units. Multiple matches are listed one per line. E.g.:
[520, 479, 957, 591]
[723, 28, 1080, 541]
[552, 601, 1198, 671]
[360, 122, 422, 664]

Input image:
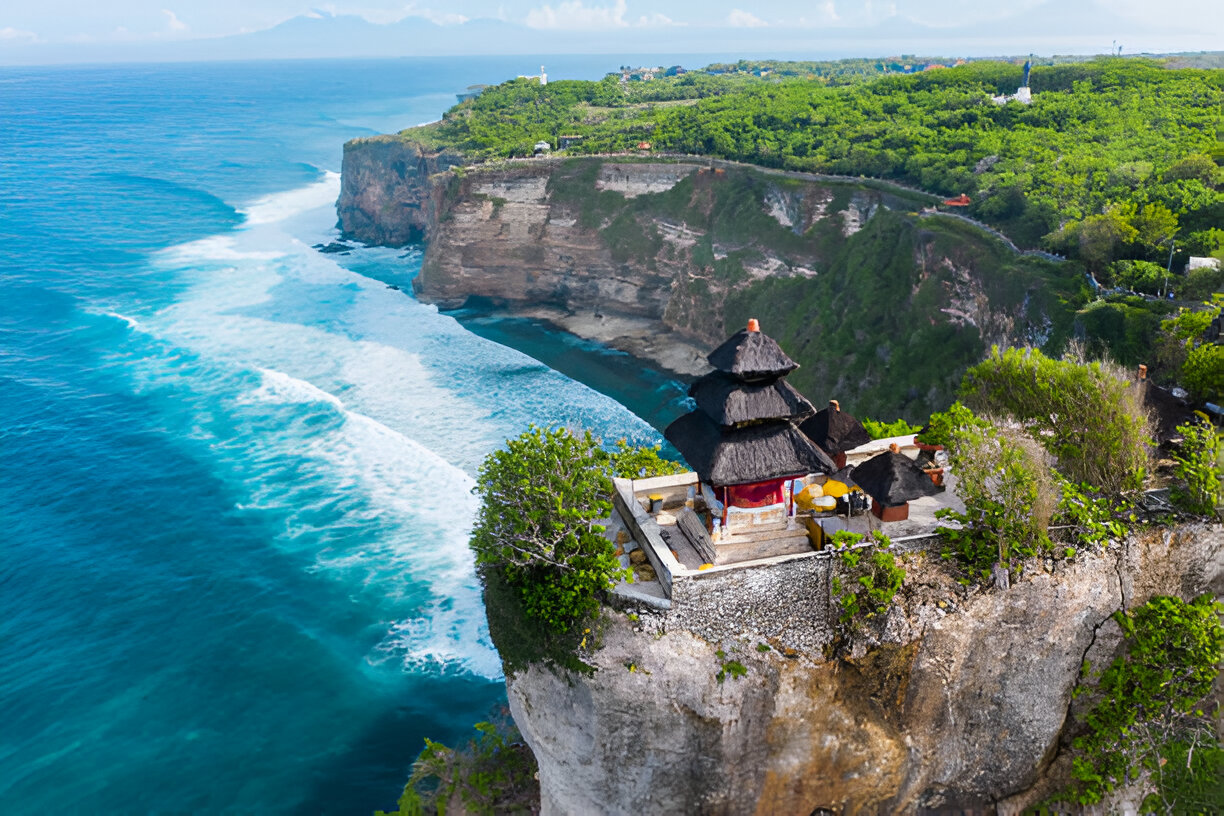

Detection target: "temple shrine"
[665, 319, 834, 539]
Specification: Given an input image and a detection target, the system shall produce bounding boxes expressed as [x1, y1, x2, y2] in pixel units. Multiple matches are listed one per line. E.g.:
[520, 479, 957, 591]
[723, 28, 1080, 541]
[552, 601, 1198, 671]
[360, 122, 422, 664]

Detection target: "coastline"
[444, 300, 704, 434]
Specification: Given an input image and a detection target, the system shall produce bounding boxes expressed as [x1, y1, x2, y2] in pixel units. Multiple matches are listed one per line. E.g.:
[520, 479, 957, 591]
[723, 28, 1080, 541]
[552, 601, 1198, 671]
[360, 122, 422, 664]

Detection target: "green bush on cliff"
[377, 719, 538, 816]
[829, 532, 905, 632]
[1170, 419, 1221, 515]
[1064, 594, 1224, 809]
[935, 407, 1057, 581]
[470, 426, 626, 634]
[960, 346, 1150, 493]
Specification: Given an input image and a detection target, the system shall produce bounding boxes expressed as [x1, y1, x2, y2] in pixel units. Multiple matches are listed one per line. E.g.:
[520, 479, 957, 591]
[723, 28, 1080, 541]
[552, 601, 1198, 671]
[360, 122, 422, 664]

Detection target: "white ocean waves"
[118, 173, 658, 682]
[239, 171, 340, 226]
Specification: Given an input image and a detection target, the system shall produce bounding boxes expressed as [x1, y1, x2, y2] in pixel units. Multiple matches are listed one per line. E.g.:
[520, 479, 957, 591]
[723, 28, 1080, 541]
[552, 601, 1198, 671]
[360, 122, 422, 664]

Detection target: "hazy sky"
[3, 0, 1219, 45]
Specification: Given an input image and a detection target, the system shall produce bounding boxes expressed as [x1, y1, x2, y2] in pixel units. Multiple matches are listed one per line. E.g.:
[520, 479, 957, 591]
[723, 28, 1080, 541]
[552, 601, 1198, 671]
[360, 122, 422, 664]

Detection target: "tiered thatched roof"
[850, 448, 942, 506]
[665, 319, 832, 486]
[666, 411, 834, 485]
[799, 400, 871, 456]
[706, 324, 798, 381]
[688, 372, 815, 427]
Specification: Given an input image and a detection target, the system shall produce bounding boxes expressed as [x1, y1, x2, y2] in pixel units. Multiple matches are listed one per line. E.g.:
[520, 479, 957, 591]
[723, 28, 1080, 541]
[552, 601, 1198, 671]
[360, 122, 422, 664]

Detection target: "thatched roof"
[850, 450, 942, 506]
[1143, 383, 1197, 444]
[707, 325, 798, 381]
[690, 371, 815, 427]
[664, 411, 835, 486]
[799, 401, 872, 455]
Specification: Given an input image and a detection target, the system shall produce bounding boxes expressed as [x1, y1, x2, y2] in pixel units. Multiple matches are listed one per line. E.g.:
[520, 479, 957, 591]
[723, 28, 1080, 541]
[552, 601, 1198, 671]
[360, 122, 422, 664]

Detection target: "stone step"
[714, 531, 814, 565]
[721, 518, 791, 535]
[721, 523, 807, 544]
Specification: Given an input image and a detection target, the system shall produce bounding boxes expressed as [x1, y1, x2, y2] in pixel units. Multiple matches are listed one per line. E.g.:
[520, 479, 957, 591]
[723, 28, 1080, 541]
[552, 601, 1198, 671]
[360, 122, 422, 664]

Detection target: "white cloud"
[162, 10, 188, 32]
[636, 12, 679, 27]
[819, 1, 840, 21]
[525, 0, 629, 29]
[726, 9, 767, 27]
[0, 26, 39, 42]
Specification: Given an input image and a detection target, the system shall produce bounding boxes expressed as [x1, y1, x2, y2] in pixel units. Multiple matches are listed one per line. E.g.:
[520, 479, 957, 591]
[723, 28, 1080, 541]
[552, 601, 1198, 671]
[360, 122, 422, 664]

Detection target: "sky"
[1, 0, 1221, 62]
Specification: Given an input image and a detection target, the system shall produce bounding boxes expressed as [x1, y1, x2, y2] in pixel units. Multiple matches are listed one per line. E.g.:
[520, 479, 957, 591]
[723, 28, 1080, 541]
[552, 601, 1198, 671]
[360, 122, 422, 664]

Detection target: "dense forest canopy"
[404, 57, 1224, 274]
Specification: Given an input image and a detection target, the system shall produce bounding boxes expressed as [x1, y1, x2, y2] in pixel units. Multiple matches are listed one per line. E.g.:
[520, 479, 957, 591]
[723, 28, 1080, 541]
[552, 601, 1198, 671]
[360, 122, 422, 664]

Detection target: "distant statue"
[1022, 59, 1031, 87]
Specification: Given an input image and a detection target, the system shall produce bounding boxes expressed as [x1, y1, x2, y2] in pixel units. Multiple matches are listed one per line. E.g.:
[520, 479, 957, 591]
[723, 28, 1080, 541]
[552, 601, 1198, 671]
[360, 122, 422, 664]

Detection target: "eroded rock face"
[337, 136, 462, 246]
[504, 525, 1223, 815]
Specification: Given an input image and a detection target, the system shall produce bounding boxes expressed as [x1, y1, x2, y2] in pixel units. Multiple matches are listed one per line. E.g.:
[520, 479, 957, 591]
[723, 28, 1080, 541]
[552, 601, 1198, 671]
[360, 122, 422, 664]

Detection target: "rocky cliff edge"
[504, 524, 1223, 815]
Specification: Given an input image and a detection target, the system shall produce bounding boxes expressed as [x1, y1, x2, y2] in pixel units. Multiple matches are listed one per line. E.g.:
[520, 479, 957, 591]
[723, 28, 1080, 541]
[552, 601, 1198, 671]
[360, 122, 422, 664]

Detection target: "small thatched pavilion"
[851, 443, 942, 521]
[665, 319, 834, 530]
[799, 399, 872, 469]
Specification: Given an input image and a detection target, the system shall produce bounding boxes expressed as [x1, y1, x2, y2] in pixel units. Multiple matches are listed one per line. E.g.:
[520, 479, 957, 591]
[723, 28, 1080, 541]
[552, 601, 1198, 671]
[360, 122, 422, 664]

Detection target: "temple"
[665, 319, 834, 538]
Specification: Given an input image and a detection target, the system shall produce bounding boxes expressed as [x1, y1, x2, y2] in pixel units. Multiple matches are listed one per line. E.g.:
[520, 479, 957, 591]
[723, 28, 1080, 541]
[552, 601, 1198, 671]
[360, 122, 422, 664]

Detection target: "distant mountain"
[0, 4, 1218, 65]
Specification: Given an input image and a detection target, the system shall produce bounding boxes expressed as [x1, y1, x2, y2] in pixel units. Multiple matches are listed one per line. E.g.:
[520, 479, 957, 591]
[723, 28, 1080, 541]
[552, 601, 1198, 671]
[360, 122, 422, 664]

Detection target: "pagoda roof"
[707, 324, 798, 381]
[850, 449, 942, 507]
[664, 411, 835, 486]
[799, 401, 871, 455]
[690, 371, 816, 427]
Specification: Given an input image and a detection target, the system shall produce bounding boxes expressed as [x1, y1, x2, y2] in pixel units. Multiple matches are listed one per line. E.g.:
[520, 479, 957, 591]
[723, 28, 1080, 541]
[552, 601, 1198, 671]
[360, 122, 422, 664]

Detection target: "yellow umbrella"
[822, 479, 851, 498]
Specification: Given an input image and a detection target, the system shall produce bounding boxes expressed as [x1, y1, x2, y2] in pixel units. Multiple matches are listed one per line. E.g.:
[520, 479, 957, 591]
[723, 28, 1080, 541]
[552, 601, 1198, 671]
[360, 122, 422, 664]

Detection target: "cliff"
[337, 143, 1088, 422]
[502, 524, 1224, 814]
[338, 135, 462, 245]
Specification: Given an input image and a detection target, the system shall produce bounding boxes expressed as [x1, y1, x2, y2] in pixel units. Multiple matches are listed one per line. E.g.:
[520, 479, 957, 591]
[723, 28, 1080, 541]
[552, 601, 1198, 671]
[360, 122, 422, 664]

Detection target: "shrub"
[1170, 419, 1221, 515]
[1181, 343, 1224, 403]
[1107, 259, 1167, 295]
[470, 426, 625, 633]
[1067, 594, 1224, 807]
[377, 719, 538, 816]
[935, 408, 1056, 580]
[1055, 479, 1130, 549]
[960, 346, 1150, 493]
[861, 416, 922, 440]
[914, 401, 976, 447]
[829, 532, 905, 629]
[600, 439, 687, 478]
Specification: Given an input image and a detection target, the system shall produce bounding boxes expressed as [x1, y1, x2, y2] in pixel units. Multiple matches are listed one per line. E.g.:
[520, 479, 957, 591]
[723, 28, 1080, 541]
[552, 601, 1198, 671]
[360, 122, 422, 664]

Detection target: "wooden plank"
[611, 477, 679, 596]
[630, 472, 698, 494]
[675, 507, 718, 564]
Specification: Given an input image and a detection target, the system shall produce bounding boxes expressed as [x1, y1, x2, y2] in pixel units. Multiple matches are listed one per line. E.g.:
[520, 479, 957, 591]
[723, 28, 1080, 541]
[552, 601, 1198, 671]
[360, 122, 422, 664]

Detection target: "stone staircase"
[715, 520, 814, 564]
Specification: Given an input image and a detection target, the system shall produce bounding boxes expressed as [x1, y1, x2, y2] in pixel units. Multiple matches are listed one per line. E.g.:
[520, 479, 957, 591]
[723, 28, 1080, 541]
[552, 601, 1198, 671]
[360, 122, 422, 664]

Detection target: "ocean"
[0, 57, 689, 813]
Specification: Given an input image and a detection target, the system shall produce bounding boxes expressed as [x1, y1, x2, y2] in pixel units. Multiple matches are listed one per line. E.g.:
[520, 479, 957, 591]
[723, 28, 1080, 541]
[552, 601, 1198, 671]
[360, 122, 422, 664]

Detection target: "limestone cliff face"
[336, 142, 1083, 420]
[337, 136, 462, 246]
[504, 525, 1224, 815]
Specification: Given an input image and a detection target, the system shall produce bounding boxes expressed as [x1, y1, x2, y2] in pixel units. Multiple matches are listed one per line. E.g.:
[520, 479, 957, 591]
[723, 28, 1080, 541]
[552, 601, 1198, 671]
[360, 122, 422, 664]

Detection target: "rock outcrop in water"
[338, 139, 1085, 422]
[504, 524, 1223, 815]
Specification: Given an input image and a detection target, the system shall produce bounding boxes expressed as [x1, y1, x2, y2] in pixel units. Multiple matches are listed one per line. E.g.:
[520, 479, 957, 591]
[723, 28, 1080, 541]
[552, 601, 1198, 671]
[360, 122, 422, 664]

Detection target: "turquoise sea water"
[0, 57, 686, 813]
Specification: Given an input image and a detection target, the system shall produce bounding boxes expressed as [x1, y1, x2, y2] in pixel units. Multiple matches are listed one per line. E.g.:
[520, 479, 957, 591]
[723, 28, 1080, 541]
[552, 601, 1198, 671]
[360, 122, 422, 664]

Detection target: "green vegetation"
[829, 531, 906, 630]
[470, 426, 683, 674]
[960, 347, 1150, 493]
[1171, 420, 1222, 515]
[1155, 296, 1223, 396]
[714, 649, 748, 683]
[861, 417, 922, 440]
[471, 426, 624, 634]
[1055, 480, 1130, 550]
[411, 58, 1222, 268]
[377, 720, 537, 816]
[601, 439, 687, 479]
[1063, 595, 1224, 809]
[935, 409, 1057, 581]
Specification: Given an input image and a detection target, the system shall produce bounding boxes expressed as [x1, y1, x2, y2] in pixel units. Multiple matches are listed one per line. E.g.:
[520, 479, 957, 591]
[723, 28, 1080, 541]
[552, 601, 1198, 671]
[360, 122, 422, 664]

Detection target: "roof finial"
[829, 399, 840, 412]
[746, 318, 760, 333]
